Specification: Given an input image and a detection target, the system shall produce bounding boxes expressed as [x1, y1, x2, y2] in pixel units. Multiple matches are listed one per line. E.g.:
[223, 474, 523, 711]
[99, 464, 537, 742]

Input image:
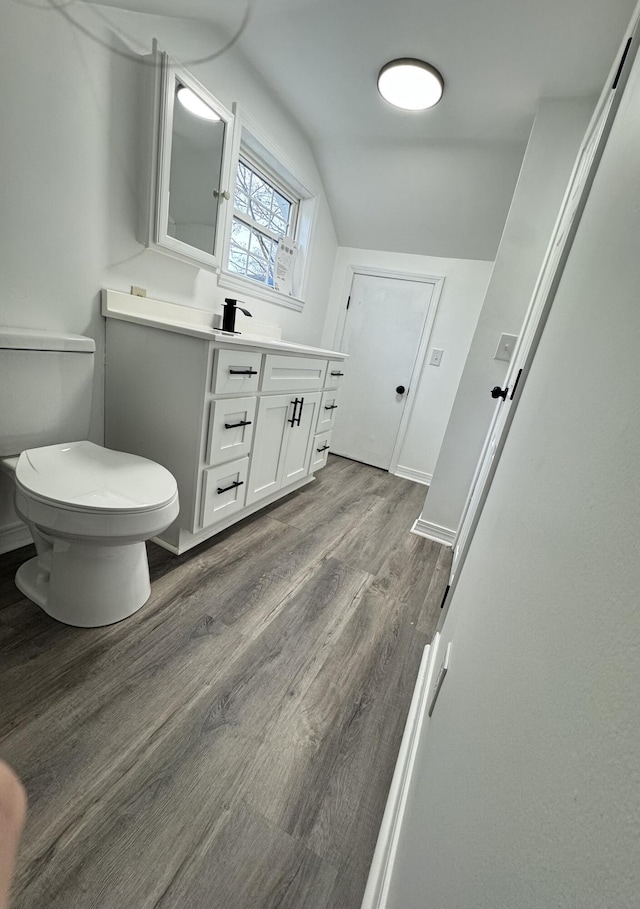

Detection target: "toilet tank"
[0, 327, 95, 457]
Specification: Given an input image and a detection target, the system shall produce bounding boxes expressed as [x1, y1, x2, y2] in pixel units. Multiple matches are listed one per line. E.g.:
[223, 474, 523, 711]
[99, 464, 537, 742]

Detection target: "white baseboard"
[410, 517, 456, 547]
[393, 465, 432, 486]
[0, 521, 32, 555]
[361, 638, 437, 909]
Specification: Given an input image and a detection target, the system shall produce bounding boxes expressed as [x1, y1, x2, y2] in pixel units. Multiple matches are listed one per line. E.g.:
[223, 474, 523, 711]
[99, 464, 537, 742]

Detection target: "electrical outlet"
[131, 285, 147, 298]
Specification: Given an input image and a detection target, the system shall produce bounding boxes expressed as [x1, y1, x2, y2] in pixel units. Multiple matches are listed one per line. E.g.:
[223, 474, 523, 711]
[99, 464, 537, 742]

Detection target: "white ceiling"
[94, 0, 636, 259]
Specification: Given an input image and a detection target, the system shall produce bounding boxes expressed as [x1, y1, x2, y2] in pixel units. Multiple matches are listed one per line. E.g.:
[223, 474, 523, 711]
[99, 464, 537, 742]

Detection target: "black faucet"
[222, 298, 252, 334]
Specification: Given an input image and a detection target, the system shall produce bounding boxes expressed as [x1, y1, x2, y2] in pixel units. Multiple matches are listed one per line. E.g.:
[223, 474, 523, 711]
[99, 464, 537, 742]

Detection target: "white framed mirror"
[146, 44, 235, 271]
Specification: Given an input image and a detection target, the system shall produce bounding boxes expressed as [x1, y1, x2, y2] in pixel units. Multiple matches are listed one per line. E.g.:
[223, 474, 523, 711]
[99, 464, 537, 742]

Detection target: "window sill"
[217, 271, 304, 312]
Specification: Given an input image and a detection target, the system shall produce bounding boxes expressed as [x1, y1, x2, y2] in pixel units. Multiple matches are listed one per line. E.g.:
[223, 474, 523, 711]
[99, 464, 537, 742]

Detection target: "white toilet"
[0, 327, 179, 627]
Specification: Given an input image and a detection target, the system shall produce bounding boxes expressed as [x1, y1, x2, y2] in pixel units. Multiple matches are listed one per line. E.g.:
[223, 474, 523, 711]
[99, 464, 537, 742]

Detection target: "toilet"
[0, 327, 179, 627]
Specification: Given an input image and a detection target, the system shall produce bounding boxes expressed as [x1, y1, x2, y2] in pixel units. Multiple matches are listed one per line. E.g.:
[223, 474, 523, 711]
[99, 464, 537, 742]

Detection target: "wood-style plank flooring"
[0, 456, 451, 909]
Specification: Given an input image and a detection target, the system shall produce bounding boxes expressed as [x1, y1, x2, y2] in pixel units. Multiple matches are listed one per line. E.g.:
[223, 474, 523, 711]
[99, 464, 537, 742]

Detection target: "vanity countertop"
[102, 290, 347, 360]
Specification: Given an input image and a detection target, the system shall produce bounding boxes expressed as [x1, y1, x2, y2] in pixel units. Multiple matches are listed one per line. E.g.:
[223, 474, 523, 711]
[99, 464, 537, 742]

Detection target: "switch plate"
[494, 333, 518, 362]
[429, 348, 444, 367]
[131, 285, 147, 298]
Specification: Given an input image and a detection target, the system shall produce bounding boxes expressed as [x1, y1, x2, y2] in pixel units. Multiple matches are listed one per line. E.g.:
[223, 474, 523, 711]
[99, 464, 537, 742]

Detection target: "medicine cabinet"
[145, 43, 236, 271]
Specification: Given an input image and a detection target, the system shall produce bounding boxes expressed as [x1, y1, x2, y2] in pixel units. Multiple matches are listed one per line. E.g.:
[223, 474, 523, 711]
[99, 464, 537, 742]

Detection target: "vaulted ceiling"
[92, 0, 636, 260]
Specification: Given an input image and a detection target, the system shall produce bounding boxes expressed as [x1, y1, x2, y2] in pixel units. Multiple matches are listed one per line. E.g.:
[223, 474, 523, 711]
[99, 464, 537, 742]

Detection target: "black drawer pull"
[324, 404, 338, 411]
[316, 444, 330, 453]
[289, 397, 303, 427]
[228, 368, 258, 375]
[330, 371, 344, 376]
[224, 420, 252, 429]
[217, 480, 244, 495]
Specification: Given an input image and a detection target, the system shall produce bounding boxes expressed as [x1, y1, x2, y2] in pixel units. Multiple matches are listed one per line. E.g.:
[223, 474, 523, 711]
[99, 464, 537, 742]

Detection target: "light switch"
[429, 348, 444, 367]
[494, 333, 518, 362]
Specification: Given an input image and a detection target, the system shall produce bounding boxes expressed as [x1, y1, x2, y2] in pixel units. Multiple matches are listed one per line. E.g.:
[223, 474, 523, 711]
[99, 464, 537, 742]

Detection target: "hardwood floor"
[0, 456, 451, 909]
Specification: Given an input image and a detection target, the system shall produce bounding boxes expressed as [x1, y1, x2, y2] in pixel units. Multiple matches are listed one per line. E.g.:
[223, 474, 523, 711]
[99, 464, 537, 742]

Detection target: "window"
[218, 112, 319, 310]
[228, 155, 299, 288]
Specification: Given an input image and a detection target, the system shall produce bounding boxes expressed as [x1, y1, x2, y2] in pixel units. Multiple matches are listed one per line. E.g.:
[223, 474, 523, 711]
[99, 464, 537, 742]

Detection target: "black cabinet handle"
[228, 368, 258, 375]
[324, 404, 338, 411]
[288, 398, 300, 427]
[491, 385, 508, 400]
[224, 420, 252, 429]
[289, 397, 304, 427]
[316, 444, 330, 453]
[396, 385, 406, 395]
[330, 371, 344, 377]
[217, 479, 244, 495]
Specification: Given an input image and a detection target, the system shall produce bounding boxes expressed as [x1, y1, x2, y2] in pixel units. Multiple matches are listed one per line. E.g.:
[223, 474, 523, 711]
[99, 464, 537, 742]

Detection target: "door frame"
[334, 265, 444, 477]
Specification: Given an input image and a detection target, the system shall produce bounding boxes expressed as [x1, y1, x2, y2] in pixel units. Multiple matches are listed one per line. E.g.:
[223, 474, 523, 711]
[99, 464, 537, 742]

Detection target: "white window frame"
[228, 150, 299, 287]
[219, 106, 319, 312]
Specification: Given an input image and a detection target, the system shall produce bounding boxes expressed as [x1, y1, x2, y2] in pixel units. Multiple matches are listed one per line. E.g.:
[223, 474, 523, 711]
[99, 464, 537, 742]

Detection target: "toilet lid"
[15, 441, 178, 513]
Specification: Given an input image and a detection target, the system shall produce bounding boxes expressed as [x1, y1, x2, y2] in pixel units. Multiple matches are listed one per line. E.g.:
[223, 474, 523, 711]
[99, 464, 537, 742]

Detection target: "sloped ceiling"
[92, 0, 636, 260]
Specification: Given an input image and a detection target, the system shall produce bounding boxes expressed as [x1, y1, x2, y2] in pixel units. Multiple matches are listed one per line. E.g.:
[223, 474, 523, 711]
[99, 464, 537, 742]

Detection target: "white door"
[449, 27, 636, 588]
[331, 274, 436, 470]
[245, 394, 292, 505]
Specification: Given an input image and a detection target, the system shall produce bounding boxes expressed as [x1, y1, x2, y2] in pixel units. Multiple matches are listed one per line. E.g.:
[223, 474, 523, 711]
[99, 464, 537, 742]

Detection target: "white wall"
[318, 140, 526, 261]
[383, 24, 640, 908]
[324, 248, 493, 481]
[420, 97, 595, 538]
[0, 1, 338, 548]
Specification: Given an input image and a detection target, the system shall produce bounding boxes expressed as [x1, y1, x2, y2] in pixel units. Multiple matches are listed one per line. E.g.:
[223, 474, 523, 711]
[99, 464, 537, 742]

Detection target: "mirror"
[167, 78, 226, 255]
[148, 47, 235, 271]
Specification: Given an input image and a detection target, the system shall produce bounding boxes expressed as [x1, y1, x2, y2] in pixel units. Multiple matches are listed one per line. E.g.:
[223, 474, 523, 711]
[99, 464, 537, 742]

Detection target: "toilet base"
[16, 536, 151, 628]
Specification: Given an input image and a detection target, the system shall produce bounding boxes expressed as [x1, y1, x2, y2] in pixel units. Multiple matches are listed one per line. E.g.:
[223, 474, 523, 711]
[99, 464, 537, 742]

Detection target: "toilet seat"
[15, 441, 177, 513]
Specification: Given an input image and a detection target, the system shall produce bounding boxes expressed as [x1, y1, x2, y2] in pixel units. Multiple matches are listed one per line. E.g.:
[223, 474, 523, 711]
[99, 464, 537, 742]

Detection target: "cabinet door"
[261, 355, 327, 393]
[213, 350, 262, 395]
[316, 390, 340, 433]
[281, 393, 321, 488]
[246, 394, 293, 506]
[206, 396, 256, 466]
[325, 360, 346, 389]
[311, 431, 332, 472]
[200, 457, 249, 528]
[152, 50, 236, 272]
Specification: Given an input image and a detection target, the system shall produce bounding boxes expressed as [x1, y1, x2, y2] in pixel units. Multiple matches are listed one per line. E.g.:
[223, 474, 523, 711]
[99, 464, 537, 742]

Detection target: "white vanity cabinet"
[104, 308, 346, 555]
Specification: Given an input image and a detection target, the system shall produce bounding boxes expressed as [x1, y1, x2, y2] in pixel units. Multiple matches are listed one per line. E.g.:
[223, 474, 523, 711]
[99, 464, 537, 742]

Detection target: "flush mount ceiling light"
[377, 58, 444, 111]
[176, 85, 221, 121]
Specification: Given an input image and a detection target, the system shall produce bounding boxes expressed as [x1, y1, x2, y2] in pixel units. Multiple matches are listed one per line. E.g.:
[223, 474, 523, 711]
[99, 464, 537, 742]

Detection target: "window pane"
[272, 213, 288, 235]
[247, 253, 267, 281]
[228, 249, 248, 274]
[249, 231, 268, 261]
[273, 191, 291, 224]
[230, 157, 298, 287]
[248, 196, 274, 230]
[235, 159, 293, 235]
[234, 190, 249, 214]
[231, 218, 251, 245]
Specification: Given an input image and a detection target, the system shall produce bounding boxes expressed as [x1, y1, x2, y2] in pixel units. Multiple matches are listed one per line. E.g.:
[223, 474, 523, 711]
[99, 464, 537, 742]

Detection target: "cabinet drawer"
[213, 349, 262, 395]
[200, 457, 249, 528]
[261, 354, 327, 393]
[325, 360, 346, 388]
[206, 396, 256, 466]
[316, 390, 340, 433]
[311, 431, 332, 472]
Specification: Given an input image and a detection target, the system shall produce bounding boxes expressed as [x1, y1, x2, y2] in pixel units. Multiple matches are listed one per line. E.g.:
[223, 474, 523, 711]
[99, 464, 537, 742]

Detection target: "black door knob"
[396, 385, 406, 395]
[491, 385, 508, 400]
